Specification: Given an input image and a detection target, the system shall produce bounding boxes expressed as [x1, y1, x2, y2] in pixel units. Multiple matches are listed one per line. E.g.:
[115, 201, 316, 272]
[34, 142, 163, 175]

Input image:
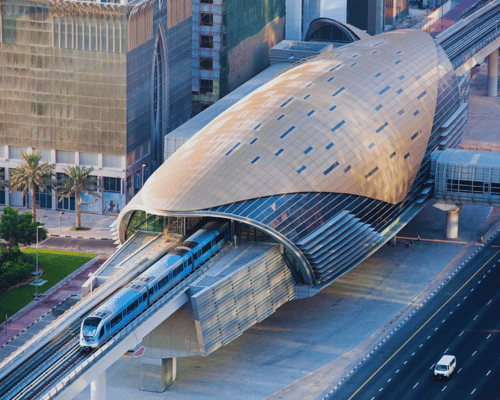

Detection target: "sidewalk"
[0, 256, 103, 356]
[0, 206, 117, 240]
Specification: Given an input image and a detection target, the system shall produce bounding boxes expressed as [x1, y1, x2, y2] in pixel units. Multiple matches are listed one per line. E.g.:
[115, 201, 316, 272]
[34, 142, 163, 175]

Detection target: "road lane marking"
[379, 388, 383, 392]
[346, 249, 500, 400]
[404, 361, 408, 364]
[488, 300, 492, 305]
[472, 388, 476, 394]
[464, 296, 467, 300]
[413, 383, 419, 389]
[458, 368, 462, 373]
[412, 352, 415, 356]
[487, 334, 492, 339]
[472, 351, 477, 356]
[442, 319, 446, 323]
[419, 344, 423, 348]
[444, 348, 449, 353]
[457, 303, 461, 307]
[478, 280, 482, 284]
[430, 364, 435, 370]
[459, 331, 464, 337]
[442, 386, 447, 392]
[387, 378, 391, 382]
[396, 369, 400, 373]
[471, 288, 474, 292]
[487, 370, 491, 376]
[474, 315, 479, 320]
[427, 335, 431, 339]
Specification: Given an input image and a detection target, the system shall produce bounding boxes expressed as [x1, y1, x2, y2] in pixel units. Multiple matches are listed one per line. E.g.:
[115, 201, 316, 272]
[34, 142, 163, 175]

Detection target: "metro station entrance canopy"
[117, 29, 465, 288]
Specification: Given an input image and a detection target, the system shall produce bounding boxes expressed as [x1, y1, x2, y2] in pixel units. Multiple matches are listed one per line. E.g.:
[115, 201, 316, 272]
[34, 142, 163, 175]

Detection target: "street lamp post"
[35, 225, 43, 299]
[141, 164, 146, 187]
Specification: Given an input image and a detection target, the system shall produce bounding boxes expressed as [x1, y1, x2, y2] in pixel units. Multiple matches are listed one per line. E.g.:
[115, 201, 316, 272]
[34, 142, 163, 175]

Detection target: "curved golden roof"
[130, 30, 446, 213]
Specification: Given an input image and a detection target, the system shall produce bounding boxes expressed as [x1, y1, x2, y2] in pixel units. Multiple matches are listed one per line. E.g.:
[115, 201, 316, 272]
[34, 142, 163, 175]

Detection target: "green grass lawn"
[0, 249, 96, 320]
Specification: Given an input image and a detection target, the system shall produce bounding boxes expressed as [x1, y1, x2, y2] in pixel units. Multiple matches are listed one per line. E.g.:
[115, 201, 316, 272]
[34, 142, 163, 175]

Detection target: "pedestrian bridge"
[433, 148, 500, 207]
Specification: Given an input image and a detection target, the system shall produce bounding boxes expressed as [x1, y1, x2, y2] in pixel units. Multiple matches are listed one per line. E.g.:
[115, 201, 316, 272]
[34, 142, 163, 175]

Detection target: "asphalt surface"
[40, 236, 117, 255]
[329, 234, 500, 400]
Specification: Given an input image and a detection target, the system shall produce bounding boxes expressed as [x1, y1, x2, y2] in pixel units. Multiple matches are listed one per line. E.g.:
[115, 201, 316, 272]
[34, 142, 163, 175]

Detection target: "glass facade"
[0, 0, 192, 207]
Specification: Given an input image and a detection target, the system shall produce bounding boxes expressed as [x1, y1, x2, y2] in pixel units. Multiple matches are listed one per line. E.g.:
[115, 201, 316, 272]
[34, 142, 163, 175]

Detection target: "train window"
[142, 293, 147, 302]
[169, 271, 173, 280]
[149, 287, 154, 296]
[187, 257, 192, 266]
[202, 243, 210, 254]
[216, 231, 225, 243]
[110, 314, 122, 328]
[127, 299, 139, 314]
[193, 252, 198, 261]
[98, 327, 105, 339]
[173, 266, 182, 276]
[106, 323, 110, 330]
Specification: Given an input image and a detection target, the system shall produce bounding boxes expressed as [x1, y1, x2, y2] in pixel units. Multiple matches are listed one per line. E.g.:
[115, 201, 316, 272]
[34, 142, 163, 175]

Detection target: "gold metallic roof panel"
[133, 30, 443, 212]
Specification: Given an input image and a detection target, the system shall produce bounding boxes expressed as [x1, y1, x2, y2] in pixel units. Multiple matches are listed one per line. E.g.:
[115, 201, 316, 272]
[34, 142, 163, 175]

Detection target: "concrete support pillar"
[140, 357, 176, 392]
[433, 200, 462, 239]
[90, 371, 106, 400]
[488, 48, 499, 98]
[446, 208, 461, 239]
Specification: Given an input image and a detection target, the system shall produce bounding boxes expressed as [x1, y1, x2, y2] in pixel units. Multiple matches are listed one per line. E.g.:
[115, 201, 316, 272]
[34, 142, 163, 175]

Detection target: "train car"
[80, 221, 230, 349]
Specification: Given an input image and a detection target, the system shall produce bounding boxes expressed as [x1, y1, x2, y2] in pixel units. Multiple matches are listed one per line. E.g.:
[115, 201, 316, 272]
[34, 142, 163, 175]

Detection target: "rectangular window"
[102, 154, 121, 168]
[417, 90, 427, 100]
[202, 243, 210, 254]
[277, 114, 285, 121]
[200, 57, 213, 70]
[126, 299, 139, 314]
[275, 149, 283, 156]
[379, 86, 390, 95]
[332, 87, 345, 97]
[104, 177, 120, 192]
[9, 147, 25, 160]
[200, 35, 213, 48]
[376, 122, 388, 133]
[307, 110, 315, 116]
[250, 138, 258, 145]
[323, 162, 339, 175]
[329, 105, 337, 111]
[304, 146, 313, 154]
[225, 142, 241, 156]
[200, 0, 213, 3]
[110, 313, 122, 328]
[251, 157, 260, 164]
[200, 13, 213, 26]
[280, 126, 295, 139]
[200, 79, 213, 94]
[79, 152, 98, 166]
[344, 165, 351, 173]
[56, 150, 75, 164]
[280, 97, 294, 108]
[365, 166, 379, 179]
[326, 142, 334, 150]
[331, 120, 345, 133]
[297, 166, 306, 174]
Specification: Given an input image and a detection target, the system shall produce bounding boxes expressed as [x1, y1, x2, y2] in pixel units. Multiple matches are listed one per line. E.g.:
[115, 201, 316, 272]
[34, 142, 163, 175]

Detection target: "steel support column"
[488, 48, 499, 97]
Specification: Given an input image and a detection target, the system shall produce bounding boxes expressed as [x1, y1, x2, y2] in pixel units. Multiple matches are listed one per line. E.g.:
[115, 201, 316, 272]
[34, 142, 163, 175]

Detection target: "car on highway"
[434, 355, 456, 380]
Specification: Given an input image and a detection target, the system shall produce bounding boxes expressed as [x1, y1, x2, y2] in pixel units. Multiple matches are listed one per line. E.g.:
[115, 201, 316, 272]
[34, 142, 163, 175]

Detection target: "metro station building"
[118, 29, 469, 289]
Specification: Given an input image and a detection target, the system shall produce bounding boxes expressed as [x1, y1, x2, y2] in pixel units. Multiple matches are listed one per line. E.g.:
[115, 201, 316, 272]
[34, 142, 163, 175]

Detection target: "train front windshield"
[82, 317, 101, 339]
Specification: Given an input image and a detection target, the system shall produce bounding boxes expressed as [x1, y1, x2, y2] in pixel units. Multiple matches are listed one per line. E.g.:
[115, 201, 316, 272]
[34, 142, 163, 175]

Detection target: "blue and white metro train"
[79, 221, 230, 348]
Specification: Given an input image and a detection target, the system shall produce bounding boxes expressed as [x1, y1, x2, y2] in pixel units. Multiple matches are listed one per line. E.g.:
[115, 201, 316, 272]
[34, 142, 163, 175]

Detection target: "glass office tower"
[0, 0, 191, 212]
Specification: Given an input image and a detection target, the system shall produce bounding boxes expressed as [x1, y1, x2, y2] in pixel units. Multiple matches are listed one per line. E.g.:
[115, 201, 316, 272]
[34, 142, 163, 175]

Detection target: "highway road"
[330, 234, 500, 400]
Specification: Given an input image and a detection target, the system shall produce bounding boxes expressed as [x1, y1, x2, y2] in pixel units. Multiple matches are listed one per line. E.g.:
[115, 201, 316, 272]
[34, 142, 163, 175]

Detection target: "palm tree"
[9, 151, 54, 223]
[55, 166, 101, 229]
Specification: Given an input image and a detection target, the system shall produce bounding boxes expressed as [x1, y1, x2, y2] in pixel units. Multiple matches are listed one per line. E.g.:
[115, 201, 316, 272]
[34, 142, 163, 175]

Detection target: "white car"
[434, 355, 456, 380]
